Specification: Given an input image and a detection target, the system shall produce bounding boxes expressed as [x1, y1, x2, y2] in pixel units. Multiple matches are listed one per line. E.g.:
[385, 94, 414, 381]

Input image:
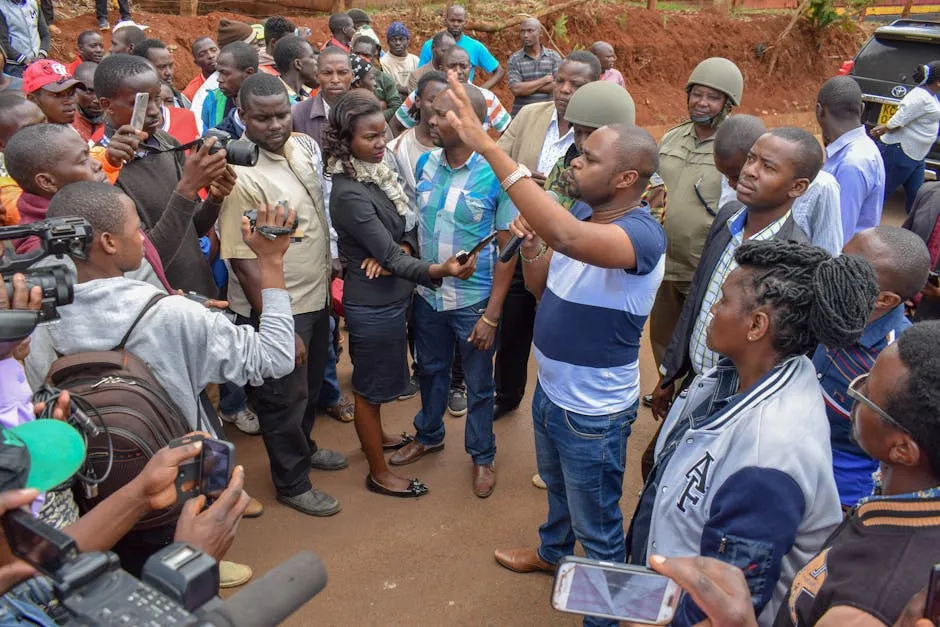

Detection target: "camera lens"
[3, 266, 74, 320]
[225, 140, 259, 167]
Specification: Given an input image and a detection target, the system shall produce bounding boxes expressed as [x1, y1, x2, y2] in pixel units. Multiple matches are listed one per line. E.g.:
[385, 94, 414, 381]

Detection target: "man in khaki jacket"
[491, 50, 601, 419]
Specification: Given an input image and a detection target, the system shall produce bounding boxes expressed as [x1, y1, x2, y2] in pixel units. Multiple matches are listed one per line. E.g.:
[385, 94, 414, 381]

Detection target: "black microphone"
[499, 191, 557, 263]
[202, 552, 327, 627]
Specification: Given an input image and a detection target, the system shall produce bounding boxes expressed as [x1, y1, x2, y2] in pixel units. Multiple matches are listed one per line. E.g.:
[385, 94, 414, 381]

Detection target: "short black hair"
[94, 53, 157, 100]
[887, 320, 940, 477]
[417, 70, 448, 99]
[347, 8, 370, 24]
[113, 25, 146, 47]
[47, 181, 129, 237]
[264, 16, 296, 43]
[239, 72, 289, 110]
[767, 127, 824, 182]
[5, 123, 80, 193]
[563, 50, 602, 81]
[913, 61, 940, 86]
[862, 226, 932, 300]
[352, 35, 378, 54]
[328, 13, 352, 35]
[607, 123, 659, 180]
[77, 30, 99, 46]
[220, 41, 259, 72]
[817, 76, 862, 120]
[73, 62, 97, 87]
[431, 31, 455, 48]
[273, 35, 311, 74]
[191, 36, 214, 56]
[735, 239, 877, 355]
[132, 38, 167, 61]
[319, 45, 351, 65]
[714, 114, 767, 161]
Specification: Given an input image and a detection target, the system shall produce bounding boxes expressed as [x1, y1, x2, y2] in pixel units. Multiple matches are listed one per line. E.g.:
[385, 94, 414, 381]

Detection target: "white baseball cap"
[112, 19, 149, 33]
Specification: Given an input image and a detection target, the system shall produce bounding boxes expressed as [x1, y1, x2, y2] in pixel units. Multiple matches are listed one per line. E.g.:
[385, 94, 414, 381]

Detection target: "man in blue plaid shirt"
[389, 85, 515, 500]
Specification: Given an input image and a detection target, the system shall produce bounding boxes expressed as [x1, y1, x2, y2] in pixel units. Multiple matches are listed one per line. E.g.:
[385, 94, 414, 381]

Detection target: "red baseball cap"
[23, 60, 79, 94]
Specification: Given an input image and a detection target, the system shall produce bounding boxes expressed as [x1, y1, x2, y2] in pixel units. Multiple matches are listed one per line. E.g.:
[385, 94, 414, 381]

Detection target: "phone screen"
[554, 561, 677, 623]
[200, 439, 233, 499]
[3, 510, 77, 577]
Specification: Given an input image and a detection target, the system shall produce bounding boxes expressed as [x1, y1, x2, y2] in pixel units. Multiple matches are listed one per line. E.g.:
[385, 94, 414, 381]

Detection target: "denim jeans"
[411, 295, 496, 465]
[533, 382, 637, 627]
[318, 315, 342, 408]
[218, 381, 247, 416]
[881, 141, 926, 214]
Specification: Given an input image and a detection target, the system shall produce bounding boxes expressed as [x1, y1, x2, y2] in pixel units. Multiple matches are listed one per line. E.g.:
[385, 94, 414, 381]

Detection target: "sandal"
[365, 474, 428, 498]
[325, 397, 355, 422]
[382, 432, 414, 451]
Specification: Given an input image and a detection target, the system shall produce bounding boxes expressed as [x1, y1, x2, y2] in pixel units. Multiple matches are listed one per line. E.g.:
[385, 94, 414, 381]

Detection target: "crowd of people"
[0, 4, 939, 626]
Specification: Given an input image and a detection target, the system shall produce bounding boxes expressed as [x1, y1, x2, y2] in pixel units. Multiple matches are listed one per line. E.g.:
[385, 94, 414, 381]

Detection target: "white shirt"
[536, 111, 574, 175]
[882, 85, 940, 161]
[189, 71, 219, 134]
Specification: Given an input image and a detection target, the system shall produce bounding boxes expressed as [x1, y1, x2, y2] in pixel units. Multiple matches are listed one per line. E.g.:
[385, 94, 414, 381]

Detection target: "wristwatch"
[500, 163, 532, 192]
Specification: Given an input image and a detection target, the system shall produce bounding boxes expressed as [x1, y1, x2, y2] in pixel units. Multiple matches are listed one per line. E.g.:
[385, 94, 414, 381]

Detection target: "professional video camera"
[0, 217, 92, 341]
[169, 129, 259, 168]
[2, 509, 327, 627]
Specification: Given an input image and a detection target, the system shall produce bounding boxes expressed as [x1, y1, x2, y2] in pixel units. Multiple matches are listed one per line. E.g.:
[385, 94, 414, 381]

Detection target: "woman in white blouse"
[872, 61, 940, 213]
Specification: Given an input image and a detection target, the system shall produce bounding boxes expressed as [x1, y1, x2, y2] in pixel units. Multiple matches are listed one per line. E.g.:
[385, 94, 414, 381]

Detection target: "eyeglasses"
[847, 373, 912, 436]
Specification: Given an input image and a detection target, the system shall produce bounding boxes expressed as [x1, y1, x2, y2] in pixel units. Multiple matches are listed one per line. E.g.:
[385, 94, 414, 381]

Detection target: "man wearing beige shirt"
[219, 73, 345, 517]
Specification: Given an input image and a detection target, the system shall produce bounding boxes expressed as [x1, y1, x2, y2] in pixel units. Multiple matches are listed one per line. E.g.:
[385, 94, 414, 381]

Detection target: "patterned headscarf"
[349, 53, 374, 88]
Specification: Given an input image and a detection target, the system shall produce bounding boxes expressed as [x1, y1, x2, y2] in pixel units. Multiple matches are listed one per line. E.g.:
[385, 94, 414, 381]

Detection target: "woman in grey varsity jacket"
[626, 240, 879, 627]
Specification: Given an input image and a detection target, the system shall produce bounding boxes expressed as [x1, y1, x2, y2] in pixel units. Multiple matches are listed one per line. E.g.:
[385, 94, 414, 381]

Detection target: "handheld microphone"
[499, 191, 558, 263]
[203, 552, 327, 627]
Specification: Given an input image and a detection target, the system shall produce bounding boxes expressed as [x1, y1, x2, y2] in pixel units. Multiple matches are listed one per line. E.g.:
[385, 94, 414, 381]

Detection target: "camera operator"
[88, 53, 236, 297]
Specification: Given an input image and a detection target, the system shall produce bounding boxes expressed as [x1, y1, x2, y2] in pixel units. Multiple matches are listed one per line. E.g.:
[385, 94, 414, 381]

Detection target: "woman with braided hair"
[323, 89, 476, 498]
[626, 238, 879, 627]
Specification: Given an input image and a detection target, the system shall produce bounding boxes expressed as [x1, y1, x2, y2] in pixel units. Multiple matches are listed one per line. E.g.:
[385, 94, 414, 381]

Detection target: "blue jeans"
[218, 381, 247, 415]
[411, 295, 496, 465]
[533, 382, 637, 627]
[318, 316, 342, 408]
[882, 141, 926, 214]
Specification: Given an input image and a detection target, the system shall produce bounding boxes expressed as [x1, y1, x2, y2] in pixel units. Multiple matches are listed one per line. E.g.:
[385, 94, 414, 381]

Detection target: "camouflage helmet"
[564, 80, 636, 128]
[686, 57, 744, 106]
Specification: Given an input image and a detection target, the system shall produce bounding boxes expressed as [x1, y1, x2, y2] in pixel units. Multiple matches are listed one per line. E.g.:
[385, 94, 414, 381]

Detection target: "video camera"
[0, 217, 92, 342]
[2, 509, 327, 626]
[171, 129, 259, 168]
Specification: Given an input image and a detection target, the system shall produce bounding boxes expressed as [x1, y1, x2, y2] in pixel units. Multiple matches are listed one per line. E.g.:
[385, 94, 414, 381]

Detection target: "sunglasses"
[847, 373, 912, 436]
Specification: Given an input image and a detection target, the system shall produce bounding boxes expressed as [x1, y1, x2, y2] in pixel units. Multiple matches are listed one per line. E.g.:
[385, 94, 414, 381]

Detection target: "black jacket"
[659, 202, 810, 387]
[903, 181, 940, 322]
[330, 173, 437, 306]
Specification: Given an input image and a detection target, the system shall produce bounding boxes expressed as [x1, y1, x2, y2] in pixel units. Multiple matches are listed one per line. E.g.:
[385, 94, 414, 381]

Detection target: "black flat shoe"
[365, 474, 428, 498]
[382, 432, 414, 451]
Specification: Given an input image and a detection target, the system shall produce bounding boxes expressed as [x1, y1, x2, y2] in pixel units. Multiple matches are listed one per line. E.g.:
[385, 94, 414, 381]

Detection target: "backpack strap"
[115, 294, 167, 350]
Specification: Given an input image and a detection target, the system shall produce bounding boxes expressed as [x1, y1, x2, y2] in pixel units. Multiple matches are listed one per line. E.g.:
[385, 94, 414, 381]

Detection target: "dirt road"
[223, 163, 908, 625]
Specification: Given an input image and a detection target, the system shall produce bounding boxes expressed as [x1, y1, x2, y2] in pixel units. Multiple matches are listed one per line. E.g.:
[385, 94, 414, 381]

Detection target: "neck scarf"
[327, 155, 415, 230]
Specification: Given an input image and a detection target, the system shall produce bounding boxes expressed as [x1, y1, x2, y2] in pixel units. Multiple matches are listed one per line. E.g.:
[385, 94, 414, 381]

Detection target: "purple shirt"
[0, 358, 43, 513]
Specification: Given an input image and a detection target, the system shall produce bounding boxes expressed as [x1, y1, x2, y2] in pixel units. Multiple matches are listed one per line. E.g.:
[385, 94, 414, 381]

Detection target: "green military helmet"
[686, 57, 744, 106]
[563, 80, 636, 128]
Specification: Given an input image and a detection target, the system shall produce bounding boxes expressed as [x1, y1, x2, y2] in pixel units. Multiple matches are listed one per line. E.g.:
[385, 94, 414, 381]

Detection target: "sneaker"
[219, 560, 252, 588]
[324, 396, 354, 422]
[220, 407, 261, 435]
[97, 19, 109, 30]
[310, 448, 349, 470]
[277, 489, 341, 517]
[447, 388, 468, 417]
[398, 376, 419, 401]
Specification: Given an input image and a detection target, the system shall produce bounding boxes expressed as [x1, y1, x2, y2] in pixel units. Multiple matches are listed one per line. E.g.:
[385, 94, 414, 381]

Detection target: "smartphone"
[456, 231, 497, 264]
[2, 509, 78, 577]
[130, 92, 149, 132]
[925, 563, 940, 622]
[551, 556, 682, 625]
[199, 438, 235, 502]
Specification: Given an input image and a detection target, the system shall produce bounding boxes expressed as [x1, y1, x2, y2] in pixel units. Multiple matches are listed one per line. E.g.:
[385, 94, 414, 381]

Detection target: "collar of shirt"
[520, 45, 550, 61]
[858, 303, 908, 349]
[726, 206, 791, 242]
[859, 484, 940, 506]
[684, 359, 743, 428]
[440, 149, 478, 171]
[825, 125, 868, 159]
[309, 93, 327, 119]
[679, 119, 715, 148]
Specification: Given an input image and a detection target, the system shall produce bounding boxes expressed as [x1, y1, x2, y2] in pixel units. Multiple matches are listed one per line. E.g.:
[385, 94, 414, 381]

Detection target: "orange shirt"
[182, 73, 205, 102]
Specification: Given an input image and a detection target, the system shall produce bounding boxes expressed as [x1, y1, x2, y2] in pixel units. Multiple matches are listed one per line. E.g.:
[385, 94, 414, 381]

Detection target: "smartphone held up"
[169, 434, 235, 505]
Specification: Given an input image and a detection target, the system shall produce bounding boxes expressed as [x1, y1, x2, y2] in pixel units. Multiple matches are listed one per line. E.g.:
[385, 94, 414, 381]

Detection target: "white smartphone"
[551, 556, 682, 625]
[130, 92, 149, 131]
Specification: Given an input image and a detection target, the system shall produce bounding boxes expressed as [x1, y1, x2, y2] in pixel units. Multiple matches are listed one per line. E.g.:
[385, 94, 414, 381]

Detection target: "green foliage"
[552, 13, 568, 43]
[805, 0, 841, 28]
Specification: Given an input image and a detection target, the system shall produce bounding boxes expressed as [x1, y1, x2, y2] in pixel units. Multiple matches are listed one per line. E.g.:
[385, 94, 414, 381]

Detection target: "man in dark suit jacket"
[646, 127, 823, 475]
[291, 46, 351, 147]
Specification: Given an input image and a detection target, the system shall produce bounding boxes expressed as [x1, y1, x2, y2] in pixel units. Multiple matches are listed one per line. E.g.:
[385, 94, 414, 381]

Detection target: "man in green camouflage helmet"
[646, 57, 744, 403]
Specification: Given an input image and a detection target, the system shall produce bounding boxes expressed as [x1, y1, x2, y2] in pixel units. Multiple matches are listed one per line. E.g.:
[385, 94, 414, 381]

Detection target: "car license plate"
[879, 103, 898, 124]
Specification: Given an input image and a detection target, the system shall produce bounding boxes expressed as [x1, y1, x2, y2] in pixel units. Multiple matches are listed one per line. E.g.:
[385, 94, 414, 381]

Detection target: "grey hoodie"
[25, 277, 295, 432]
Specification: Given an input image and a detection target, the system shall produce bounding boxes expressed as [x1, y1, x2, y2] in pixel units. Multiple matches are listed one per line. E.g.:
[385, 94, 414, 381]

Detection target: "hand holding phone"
[168, 436, 234, 505]
[456, 231, 497, 265]
[130, 92, 149, 132]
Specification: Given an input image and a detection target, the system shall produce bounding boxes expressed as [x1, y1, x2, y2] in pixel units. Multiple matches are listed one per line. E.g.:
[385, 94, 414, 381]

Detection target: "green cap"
[564, 81, 637, 128]
[0, 421, 86, 492]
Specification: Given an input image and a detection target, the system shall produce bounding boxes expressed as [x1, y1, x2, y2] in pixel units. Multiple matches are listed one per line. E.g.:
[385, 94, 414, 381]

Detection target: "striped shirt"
[414, 149, 517, 312]
[394, 85, 511, 134]
[507, 46, 561, 113]
[533, 202, 666, 415]
[689, 207, 790, 375]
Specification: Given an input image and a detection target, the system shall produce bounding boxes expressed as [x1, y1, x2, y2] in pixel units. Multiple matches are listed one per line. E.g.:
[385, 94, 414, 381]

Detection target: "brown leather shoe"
[473, 463, 496, 498]
[494, 548, 555, 574]
[388, 439, 445, 466]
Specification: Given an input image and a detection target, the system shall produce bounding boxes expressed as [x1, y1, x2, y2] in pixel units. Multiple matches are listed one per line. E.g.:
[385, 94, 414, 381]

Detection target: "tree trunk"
[901, 0, 914, 17]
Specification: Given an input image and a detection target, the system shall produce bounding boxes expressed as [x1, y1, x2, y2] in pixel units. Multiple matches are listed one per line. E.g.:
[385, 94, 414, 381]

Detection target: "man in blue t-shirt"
[418, 5, 504, 89]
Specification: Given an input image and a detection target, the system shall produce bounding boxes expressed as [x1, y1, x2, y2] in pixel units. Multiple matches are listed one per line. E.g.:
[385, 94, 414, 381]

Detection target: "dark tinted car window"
[855, 37, 939, 84]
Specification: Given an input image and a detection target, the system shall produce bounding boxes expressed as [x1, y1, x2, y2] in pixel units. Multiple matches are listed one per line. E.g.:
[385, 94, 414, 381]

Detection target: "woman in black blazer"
[323, 90, 476, 498]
